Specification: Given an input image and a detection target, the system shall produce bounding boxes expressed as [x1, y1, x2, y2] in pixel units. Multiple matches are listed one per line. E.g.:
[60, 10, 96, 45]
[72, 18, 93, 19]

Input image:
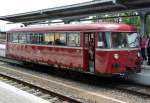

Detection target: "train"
[5, 22, 141, 76]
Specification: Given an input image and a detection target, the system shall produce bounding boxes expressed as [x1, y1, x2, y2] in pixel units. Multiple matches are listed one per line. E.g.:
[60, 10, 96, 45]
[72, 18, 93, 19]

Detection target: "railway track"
[0, 58, 150, 103]
[114, 83, 150, 98]
[0, 73, 81, 103]
[0, 59, 126, 103]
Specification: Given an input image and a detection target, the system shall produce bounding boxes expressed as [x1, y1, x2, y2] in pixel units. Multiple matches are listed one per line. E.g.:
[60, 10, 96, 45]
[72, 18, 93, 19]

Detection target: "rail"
[0, 73, 81, 103]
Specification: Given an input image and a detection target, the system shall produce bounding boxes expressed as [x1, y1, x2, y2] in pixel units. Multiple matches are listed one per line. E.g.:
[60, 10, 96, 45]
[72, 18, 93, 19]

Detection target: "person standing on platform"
[147, 36, 150, 65]
[140, 35, 148, 64]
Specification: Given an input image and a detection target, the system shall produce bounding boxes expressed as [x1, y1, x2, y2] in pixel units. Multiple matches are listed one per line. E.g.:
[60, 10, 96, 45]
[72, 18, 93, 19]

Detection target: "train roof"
[8, 22, 137, 32]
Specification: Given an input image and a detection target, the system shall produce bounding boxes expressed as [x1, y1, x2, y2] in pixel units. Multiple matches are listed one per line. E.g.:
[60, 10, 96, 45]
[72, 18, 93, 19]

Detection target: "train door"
[84, 32, 95, 73]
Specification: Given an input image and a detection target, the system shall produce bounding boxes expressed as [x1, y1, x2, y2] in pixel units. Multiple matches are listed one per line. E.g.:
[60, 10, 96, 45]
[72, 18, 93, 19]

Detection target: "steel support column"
[139, 12, 148, 37]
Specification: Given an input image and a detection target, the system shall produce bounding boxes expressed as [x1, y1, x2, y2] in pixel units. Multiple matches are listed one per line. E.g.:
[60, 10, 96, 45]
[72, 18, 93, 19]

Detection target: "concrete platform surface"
[129, 65, 150, 86]
[142, 65, 150, 70]
[0, 44, 5, 57]
[0, 81, 50, 103]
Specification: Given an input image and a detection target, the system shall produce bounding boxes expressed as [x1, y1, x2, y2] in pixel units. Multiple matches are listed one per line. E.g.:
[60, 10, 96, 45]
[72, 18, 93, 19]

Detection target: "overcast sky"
[0, 0, 91, 16]
[0, 0, 91, 31]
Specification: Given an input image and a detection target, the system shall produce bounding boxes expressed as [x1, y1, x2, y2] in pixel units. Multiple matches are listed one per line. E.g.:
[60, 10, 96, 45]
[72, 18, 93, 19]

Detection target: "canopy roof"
[1, 0, 150, 23]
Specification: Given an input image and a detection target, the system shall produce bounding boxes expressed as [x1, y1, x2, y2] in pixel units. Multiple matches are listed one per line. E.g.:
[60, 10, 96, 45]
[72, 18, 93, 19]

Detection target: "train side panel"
[6, 43, 84, 70]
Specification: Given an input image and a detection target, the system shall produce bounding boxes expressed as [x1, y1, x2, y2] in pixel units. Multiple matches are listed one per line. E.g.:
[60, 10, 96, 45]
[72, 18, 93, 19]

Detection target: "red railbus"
[6, 22, 141, 76]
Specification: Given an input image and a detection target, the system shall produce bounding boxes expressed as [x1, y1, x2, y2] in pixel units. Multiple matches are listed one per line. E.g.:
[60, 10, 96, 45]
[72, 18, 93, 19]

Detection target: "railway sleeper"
[26, 89, 37, 93]
[20, 86, 30, 90]
[9, 82, 18, 85]
[40, 94, 51, 99]
[32, 91, 44, 96]
[3, 80, 14, 84]
[15, 84, 24, 88]
[48, 97, 59, 102]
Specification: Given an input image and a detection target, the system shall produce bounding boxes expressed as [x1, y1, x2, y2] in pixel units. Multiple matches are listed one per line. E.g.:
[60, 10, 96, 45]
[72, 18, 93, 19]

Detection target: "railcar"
[6, 22, 141, 76]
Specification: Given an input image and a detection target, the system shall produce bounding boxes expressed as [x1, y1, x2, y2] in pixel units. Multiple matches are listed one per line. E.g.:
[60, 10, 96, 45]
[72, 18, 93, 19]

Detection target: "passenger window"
[11, 33, 18, 43]
[34, 33, 42, 44]
[20, 32, 44, 44]
[26, 33, 30, 43]
[39, 33, 44, 44]
[98, 32, 108, 48]
[67, 32, 80, 47]
[26, 33, 32, 43]
[26, 33, 38, 44]
[19, 33, 27, 43]
[54, 32, 66, 45]
[32, 33, 39, 44]
[112, 32, 127, 48]
[44, 33, 54, 45]
[8, 33, 13, 42]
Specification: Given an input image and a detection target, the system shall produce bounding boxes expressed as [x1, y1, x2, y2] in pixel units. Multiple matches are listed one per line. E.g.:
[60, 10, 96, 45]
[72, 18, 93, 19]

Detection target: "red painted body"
[6, 22, 141, 76]
[95, 49, 140, 74]
[7, 44, 84, 70]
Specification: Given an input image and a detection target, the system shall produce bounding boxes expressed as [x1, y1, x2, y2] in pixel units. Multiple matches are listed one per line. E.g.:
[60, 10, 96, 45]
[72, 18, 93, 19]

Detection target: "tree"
[146, 15, 150, 37]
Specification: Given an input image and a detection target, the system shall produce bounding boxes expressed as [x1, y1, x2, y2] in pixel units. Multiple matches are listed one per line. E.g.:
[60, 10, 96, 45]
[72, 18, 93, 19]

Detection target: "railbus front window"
[97, 32, 111, 48]
[127, 32, 139, 48]
[111, 32, 139, 48]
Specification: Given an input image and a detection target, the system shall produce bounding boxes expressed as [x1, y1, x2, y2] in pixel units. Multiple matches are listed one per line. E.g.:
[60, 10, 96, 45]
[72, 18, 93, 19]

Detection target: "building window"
[67, 32, 80, 47]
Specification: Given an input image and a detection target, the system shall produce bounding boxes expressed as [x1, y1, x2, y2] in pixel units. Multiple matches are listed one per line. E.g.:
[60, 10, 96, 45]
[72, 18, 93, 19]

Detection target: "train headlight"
[114, 54, 119, 60]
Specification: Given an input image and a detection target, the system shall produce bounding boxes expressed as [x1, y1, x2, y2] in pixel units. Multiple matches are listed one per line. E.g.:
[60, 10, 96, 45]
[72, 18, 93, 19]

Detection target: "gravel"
[0, 61, 150, 103]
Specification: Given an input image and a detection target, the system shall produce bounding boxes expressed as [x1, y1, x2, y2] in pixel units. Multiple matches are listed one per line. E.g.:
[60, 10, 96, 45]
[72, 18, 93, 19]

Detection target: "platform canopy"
[0, 0, 150, 24]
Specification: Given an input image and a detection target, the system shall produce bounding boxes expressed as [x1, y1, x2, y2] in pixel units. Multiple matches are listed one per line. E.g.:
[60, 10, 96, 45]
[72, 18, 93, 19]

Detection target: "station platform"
[0, 81, 50, 103]
[0, 44, 5, 57]
[129, 65, 150, 86]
